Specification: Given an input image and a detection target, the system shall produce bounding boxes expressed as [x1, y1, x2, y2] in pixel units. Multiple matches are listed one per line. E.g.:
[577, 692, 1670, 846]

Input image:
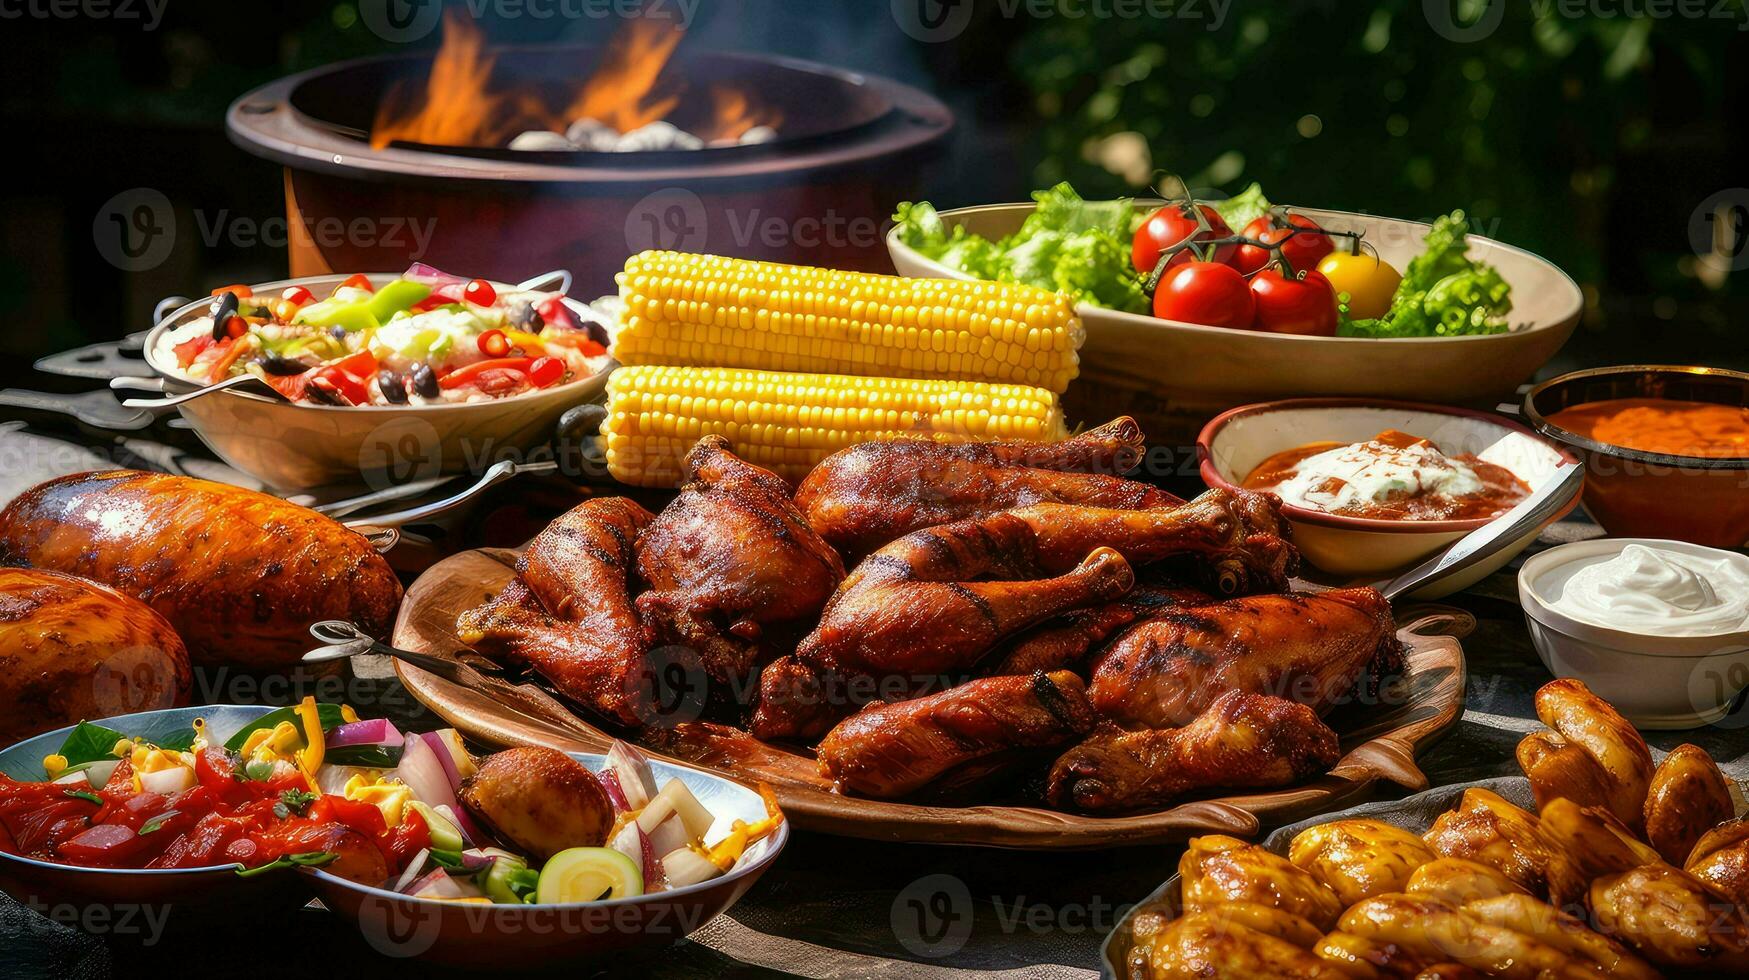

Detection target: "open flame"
[371, 12, 781, 151]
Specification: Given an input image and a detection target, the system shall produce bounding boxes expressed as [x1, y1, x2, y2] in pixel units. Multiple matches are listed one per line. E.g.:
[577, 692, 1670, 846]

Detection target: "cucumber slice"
[536, 847, 643, 904]
[480, 850, 530, 904]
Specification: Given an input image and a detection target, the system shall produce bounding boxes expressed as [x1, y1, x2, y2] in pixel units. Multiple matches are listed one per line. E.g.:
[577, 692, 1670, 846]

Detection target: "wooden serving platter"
[393, 546, 1471, 850]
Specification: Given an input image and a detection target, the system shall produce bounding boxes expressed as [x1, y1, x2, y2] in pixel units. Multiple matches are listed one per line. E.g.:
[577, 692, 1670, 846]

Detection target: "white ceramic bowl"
[888, 203, 1582, 443]
[138, 273, 617, 492]
[1197, 398, 1582, 594]
[1519, 538, 1749, 729]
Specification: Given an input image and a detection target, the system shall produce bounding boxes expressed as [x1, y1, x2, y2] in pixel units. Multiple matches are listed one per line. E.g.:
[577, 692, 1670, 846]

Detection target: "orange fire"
[371, 12, 781, 150]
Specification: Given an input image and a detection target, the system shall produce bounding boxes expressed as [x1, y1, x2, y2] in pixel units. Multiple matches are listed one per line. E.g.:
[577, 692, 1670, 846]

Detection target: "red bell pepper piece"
[58, 823, 150, 865]
[310, 796, 388, 840]
[438, 357, 534, 390]
[338, 273, 375, 293]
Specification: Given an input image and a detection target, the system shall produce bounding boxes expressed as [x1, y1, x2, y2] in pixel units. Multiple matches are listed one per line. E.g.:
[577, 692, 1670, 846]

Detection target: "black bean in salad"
[409, 362, 440, 400]
[328, 325, 349, 341]
[378, 369, 409, 404]
[208, 291, 240, 341]
[256, 353, 309, 376]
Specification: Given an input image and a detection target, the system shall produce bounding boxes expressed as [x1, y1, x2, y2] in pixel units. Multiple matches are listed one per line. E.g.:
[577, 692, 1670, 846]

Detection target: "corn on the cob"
[601, 365, 1067, 487]
[613, 251, 1084, 394]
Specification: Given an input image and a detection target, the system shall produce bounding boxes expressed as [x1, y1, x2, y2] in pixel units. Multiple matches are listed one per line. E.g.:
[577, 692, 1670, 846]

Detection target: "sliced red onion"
[392, 848, 431, 892]
[639, 823, 667, 893]
[327, 718, 404, 748]
[433, 804, 475, 848]
[401, 263, 467, 287]
[606, 741, 657, 810]
[599, 769, 631, 812]
[453, 848, 497, 873]
[420, 732, 463, 792]
[405, 868, 453, 897]
[395, 735, 458, 811]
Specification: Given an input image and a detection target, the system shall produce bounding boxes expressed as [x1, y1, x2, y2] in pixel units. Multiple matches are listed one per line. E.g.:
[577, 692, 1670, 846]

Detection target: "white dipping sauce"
[1271, 438, 1483, 514]
[1544, 542, 1749, 636]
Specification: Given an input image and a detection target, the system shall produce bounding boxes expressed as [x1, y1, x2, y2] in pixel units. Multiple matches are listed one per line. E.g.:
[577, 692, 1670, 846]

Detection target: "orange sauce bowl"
[1523, 366, 1749, 547]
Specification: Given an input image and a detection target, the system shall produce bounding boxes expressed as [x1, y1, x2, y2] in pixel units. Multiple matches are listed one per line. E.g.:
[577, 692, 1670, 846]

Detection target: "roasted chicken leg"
[794, 417, 1178, 558]
[1087, 587, 1400, 729]
[636, 436, 844, 685]
[990, 583, 1208, 676]
[816, 670, 1097, 798]
[1047, 691, 1340, 813]
[458, 497, 655, 727]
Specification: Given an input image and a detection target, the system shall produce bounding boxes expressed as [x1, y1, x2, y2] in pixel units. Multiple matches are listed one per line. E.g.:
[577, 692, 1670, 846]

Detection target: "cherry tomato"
[224, 315, 249, 340]
[1132, 204, 1235, 275]
[1152, 261, 1255, 330]
[1250, 268, 1339, 336]
[1231, 220, 1291, 276]
[477, 329, 511, 358]
[338, 273, 375, 293]
[463, 279, 497, 306]
[280, 285, 314, 306]
[1233, 215, 1336, 276]
[527, 356, 566, 388]
[1317, 250, 1403, 320]
[537, 296, 579, 330]
[1274, 214, 1335, 269]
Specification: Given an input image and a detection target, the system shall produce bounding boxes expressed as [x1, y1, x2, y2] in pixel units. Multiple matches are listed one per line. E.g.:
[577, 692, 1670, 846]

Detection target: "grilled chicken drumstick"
[991, 583, 1209, 676]
[817, 670, 1097, 798]
[458, 497, 655, 727]
[636, 436, 844, 685]
[1047, 690, 1340, 813]
[1087, 586, 1400, 729]
[794, 417, 1178, 558]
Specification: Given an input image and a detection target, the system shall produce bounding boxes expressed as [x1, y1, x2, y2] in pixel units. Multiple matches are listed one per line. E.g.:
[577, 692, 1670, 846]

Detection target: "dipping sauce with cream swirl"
[1541, 542, 1749, 637]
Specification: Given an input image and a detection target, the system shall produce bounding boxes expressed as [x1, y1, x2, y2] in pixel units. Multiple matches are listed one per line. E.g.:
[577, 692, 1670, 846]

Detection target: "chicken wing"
[1421, 788, 1585, 906]
[637, 436, 844, 685]
[794, 416, 1178, 559]
[1516, 677, 1653, 832]
[1590, 864, 1749, 971]
[457, 497, 655, 727]
[1686, 818, 1749, 906]
[1289, 818, 1437, 906]
[1046, 691, 1339, 813]
[1336, 894, 1600, 980]
[1179, 835, 1345, 930]
[1144, 910, 1333, 979]
[1643, 742, 1733, 866]
[815, 670, 1096, 798]
[1008, 488, 1297, 594]
[1460, 893, 1659, 980]
[989, 583, 1208, 676]
[1404, 858, 1531, 905]
[1087, 587, 1401, 729]
[795, 514, 1134, 682]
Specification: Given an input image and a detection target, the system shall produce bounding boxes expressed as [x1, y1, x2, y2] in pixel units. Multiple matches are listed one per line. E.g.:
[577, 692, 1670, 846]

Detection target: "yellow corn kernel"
[600, 365, 1067, 487]
[613, 252, 1084, 393]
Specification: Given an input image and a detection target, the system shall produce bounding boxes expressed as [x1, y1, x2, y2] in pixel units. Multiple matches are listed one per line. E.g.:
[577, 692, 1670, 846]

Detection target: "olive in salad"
[160, 265, 612, 406]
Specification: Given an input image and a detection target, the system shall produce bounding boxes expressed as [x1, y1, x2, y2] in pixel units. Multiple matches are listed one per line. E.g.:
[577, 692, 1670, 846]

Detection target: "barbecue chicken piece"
[815, 670, 1096, 798]
[1404, 858, 1531, 905]
[1515, 677, 1653, 833]
[0, 470, 401, 669]
[795, 514, 1135, 682]
[794, 416, 1177, 558]
[1046, 691, 1339, 813]
[1289, 818, 1437, 906]
[457, 497, 656, 727]
[460, 747, 614, 860]
[1087, 587, 1400, 729]
[1643, 742, 1733, 866]
[990, 583, 1208, 676]
[1687, 818, 1749, 906]
[1179, 835, 1344, 930]
[0, 567, 191, 744]
[1143, 910, 1331, 979]
[1008, 489, 1296, 594]
[1421, 788, 1585, 906]
[1336, 894, 1605, 980]
[636, 436, 844, 685]
[1590, 864, 1749, 971]
[1535, 797, 1664, 882]
[747, 656, 847, 743]
[1461, 893, 1660, 980]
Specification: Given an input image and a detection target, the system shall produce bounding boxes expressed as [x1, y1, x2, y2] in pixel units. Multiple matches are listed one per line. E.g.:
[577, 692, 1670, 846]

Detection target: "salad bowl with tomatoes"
[131, 269, 618, 492]
[889, 198, 1581, 443]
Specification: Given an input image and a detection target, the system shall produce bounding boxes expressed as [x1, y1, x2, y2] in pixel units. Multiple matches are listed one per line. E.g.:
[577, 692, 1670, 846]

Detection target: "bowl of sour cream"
[1519, 538, 1749, 729]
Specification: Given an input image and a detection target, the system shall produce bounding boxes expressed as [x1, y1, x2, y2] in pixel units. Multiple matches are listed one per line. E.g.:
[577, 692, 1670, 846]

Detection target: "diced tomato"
[439, 357, 534, 390]
[527, 356, 566, 388]
[330, 349, 379, 380]
[58, 823, 149, 865]
[147, 812, 250, 869]
[338, 273, 375, 293]
[101, 758, 136, 796]
[255, 820, 389, 885]
[172, 334, 215, 369]
[310, 796, 388, 840]
[378, 808, 431, 871]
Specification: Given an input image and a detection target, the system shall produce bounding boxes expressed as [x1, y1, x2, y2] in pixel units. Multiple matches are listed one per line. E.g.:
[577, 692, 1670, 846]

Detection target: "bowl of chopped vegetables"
[888, 185, 1581, 442]
[138, 267, 617, 491]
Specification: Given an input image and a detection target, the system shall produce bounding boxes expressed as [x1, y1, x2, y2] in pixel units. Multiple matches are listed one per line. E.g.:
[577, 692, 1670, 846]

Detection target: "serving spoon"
[1376, 460, 1586, 601]
[113, 371, 286, 410]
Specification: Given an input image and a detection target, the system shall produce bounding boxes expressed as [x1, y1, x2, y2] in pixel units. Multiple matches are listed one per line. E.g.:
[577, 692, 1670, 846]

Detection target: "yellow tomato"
[1317, 251, 1402, 321]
